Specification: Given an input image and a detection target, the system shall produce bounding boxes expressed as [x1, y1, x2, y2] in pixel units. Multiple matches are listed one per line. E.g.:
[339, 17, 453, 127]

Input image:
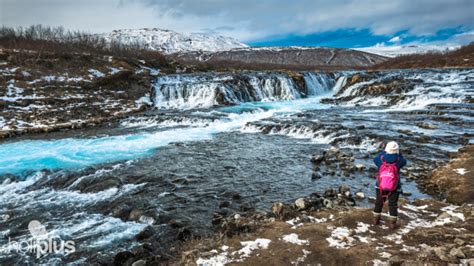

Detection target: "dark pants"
[373, 189, 399, 217]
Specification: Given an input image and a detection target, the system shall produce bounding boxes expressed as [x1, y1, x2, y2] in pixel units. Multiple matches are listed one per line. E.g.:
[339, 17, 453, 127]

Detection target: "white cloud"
[389, 36, 401, 43]
[1, 0, 473, 43]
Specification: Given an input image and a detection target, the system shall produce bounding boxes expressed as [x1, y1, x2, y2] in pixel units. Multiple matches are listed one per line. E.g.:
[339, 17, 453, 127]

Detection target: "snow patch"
[281, 233, 309, 245]
[196, 238, 271, 265]
[453, 168, 468, 175]
[292, 249, 310, 265]
[326, 227, 355, 249]
[88, 69, 105, 78]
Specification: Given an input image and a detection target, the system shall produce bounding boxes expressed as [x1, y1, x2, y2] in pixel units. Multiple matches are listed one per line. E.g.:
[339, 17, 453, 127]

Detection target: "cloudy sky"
[1, 0, 473, 48]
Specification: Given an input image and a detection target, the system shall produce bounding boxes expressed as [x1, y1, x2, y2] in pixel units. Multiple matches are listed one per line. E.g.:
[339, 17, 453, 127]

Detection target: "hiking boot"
[372, 212, 381, 225]
[388, 217, 398, 230]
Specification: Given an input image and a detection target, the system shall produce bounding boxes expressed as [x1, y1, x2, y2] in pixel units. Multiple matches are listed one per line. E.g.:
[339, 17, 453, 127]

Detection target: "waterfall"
[332, 76, 348, 94]
[152, 73, 301, 109]
[303, 72, 336, 96]
[152, 72, 338, 109]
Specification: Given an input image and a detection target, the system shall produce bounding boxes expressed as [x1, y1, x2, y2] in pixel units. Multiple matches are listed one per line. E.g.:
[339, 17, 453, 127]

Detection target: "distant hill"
[98, 28, 248, 54]
[372, 42, 474, 69]
[354, 44, 460, 57]
[171, 46, 387, 70]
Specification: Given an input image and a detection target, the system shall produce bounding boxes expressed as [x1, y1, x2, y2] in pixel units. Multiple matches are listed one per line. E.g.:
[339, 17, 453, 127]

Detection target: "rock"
[434, 247, 450, 261]
[212, 213, 224, 225]
[355, 192, 365, 199]
[416, 122, 438, 130]
[271, 202, 284, 216]
[324, 187, 337, 198]
[239, 202, 254, 212]
[219, 201, 231, 208]
[437, 212, 451, 221]
[323, 198, 334, 209]
[311, 172, 322, 180]
[223, 191, 241, 200]
[354, 164, 366, 171]
[177, 227, 192, 241]
[139, 215, 155, 225]
[132, 259, 147, 266]
[402, 191, 412, 196]
[311, 154, 325, 163]
[129, 209, 146, 221]
[114, 251, 135, 265]
[0, 214, 10, 222]
[111, 204, 132, 220]
[234, 214, 241, 220]
[449, 247, 466, 259]
[338, 184, 350, 194]
[271, 202, 296, 219]
[454, 238, 465, 245]
[134, 226, 155, 241]
[389, 255, 403, 265]
[295, 198, 307, 210]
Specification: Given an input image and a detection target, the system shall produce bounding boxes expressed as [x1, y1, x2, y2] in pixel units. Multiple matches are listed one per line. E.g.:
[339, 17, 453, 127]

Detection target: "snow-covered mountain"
[98, 28, 248, 54]
[354, 44, 460, 57]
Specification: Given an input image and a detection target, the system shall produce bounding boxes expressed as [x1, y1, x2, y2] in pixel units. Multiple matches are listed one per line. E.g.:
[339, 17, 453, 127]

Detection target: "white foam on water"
[0, 109, 275, 176]
[152, 72, 337, 109]
[121, 116, 213, 129]
[47, 212, 146, 248]
[347, 70, 474, 111]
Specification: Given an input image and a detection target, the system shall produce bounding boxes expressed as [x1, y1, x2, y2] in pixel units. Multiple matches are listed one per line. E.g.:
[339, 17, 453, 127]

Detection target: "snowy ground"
[190, 200, 473, 265]
[0, 49, 162, 137]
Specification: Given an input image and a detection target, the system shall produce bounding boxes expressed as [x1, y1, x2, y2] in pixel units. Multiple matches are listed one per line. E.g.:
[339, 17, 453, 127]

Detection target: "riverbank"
[170, 146, 474, 265]
[0, 48, 170, 139]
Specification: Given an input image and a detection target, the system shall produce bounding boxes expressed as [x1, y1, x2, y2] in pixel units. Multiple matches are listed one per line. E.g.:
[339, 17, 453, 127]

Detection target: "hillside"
[354, 44, 459, 58]
[171, 46, 388, 71]
[372, 42, 474, 69]
[98, 28, 248, 54]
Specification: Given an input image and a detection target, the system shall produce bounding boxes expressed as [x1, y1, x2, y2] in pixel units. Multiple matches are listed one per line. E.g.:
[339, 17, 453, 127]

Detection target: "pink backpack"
[377, 156, 400, 192]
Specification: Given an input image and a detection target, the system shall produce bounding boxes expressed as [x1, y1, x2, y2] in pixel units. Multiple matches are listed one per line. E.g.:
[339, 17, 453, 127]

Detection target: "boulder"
[355, 192, 365, 199]
[434, 247, 450, 261]
[450, 247, 466, 259]
[311, 172, 322, 180]
[132, 260, 147, 266]
[323, 198, 334, 209]
[338, 184, 350, 195]
[324, 187, 337, 198]
[295, 198, 307, 210]
[271, 202, 296, 219]
[355, 164, 366, 171]
[134, 226, 155, 241]
[311, 154, 325, 163]
[113, 251, 135, 266]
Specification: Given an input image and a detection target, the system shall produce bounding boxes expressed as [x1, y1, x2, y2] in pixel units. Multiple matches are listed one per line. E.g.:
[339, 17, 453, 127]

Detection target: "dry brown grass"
[373, 42, 474, 70]
[0, 25, 168, 63]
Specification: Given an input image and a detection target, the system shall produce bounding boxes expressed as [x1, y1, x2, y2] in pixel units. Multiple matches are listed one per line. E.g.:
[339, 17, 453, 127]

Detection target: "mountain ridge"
[97, 28, 248, 54]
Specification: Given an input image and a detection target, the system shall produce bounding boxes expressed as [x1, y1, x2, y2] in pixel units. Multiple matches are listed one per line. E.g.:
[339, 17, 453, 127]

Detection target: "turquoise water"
[0, 97, 331, 177]
[0, 109, 274, 177]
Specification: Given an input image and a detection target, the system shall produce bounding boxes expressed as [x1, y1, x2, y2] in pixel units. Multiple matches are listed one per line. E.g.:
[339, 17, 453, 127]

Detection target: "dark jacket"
[374, 152, 407, 191]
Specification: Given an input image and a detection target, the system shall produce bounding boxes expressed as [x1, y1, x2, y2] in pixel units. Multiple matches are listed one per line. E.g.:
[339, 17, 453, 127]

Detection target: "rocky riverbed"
[0, 67, 472, 264]
[177, 146, 474, 266]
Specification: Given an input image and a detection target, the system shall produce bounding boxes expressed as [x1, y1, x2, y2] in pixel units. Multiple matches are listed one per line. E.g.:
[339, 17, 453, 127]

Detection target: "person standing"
[372, 141, 407, 229]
